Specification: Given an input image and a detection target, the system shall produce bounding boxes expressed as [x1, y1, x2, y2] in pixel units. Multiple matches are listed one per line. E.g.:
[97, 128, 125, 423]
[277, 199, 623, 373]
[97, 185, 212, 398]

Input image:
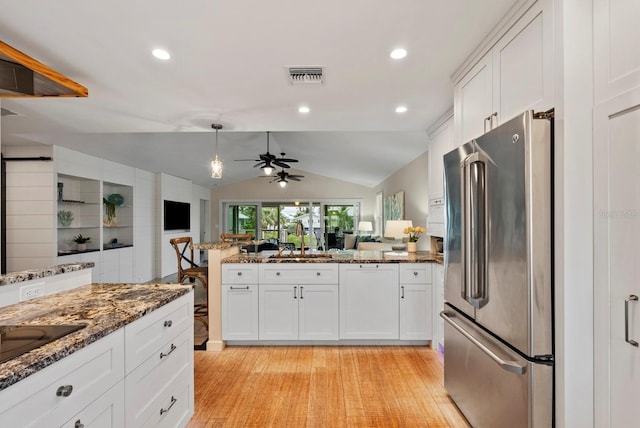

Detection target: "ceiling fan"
[236, 132, 298, 175]
[263, 168, 304, 187]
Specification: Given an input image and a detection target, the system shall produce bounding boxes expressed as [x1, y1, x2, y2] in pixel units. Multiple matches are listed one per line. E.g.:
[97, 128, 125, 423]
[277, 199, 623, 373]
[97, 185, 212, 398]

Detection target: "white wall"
[2, 145, 56, 271]
[374, 150, 430, 250]
[209, 169, 378, 239]
[134, 168, 156, 283]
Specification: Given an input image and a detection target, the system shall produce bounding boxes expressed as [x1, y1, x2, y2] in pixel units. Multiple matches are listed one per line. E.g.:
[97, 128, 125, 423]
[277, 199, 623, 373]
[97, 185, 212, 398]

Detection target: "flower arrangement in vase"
[403, 226, 425, 252]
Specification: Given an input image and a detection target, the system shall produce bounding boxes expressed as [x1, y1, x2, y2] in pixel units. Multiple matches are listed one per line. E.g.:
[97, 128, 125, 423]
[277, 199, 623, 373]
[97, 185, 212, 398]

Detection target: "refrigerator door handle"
[440, 310, 526, 375]
[461, 152, 489, 308]
[625, 295, 639, 347]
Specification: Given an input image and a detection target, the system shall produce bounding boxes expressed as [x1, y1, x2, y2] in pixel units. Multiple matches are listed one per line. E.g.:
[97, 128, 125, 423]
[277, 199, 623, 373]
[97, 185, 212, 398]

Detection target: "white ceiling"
[0, 0, 516, 188]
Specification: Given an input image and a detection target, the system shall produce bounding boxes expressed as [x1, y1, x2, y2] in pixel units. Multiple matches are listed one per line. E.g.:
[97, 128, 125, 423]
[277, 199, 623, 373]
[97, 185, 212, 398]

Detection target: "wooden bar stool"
[169, 236, 208, 329]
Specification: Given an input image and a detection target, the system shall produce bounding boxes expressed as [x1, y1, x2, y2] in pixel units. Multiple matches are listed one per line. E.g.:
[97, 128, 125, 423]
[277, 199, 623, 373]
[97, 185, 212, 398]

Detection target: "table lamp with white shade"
[384, 220, 413, 241]
[358, 221, 373, 235]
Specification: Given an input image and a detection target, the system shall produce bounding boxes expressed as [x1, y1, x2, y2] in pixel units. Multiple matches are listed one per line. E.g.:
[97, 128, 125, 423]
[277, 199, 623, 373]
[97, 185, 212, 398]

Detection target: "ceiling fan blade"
[253, 161, 267, 168]
[289, 177, 302, 181]
[235, 158, 260, 162]
[272, 160, 291, 168]
[278, 158, 298, 163]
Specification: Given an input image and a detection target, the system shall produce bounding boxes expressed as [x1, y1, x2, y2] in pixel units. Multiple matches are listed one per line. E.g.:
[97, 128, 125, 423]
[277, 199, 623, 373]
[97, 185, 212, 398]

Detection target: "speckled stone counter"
[0, 262, 95, 286]
[193, 241, 254, 250]
[0, 282, 191, 391]
[221, 250, 443, 264]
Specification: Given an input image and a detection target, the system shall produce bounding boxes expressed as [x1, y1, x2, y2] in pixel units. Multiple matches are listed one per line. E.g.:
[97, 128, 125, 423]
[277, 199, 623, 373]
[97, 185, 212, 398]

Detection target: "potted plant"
[103, 198, 117, 227]
[403, 226, 425, 252]
[57, 210, 74, 227]
[73, 234, 91, 251]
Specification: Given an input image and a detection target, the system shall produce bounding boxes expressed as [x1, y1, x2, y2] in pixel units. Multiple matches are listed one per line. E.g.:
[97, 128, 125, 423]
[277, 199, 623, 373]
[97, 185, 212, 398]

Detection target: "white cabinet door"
[594, 89, 640, 427]
[428, 117, 454, 201]
[339, 264, 399, 339]
[492, 0, 553, 124]
[298, 284, 339, 340]
[399, 283, 432, 340]
[61, 380, 125, 428]
[454, 53, 493, 145]
[222, 283, 259, 340]
[259, 284, 298, 340]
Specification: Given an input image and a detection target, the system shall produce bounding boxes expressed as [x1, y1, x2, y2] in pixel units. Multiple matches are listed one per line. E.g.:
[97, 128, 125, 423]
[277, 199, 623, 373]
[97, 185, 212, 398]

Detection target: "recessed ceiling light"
[298, 106, 310, 114]
[390, 48, 407, 60]
[152, 48, 171, 60]
[395, 105, 408, 114]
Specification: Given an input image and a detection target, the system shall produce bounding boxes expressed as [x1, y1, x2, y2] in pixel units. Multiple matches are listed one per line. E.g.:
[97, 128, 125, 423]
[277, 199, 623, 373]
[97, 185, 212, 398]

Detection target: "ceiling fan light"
[263, 165, 273, 175]
[211, 156, 223, 178]
[279, 180, 287, 188]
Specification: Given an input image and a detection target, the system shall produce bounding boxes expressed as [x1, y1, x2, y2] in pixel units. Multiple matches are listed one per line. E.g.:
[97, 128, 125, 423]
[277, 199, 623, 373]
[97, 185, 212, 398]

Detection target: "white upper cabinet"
[594, 0, 640, 102]
[454, 0, 554, 145]
[428, 114, 454, 201]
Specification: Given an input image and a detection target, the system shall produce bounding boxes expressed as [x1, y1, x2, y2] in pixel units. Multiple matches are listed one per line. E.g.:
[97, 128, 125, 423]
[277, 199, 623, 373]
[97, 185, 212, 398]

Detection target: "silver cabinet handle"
[160, 343, 177, 359]
[359, 264, 379, 269]
[316, 272, 321, 276]
[164, 320, 172, 327]
[230, 286, 250, 290]
[413, 271, 418, 276]
[483, 116, 491, 133]
[293, 286, 297, 299]
[490, 112, 498, 129]
[237, 272, 242, 276]
[440, 310, 526, 375]
[160, 396, 177, 415]
[300, 286, 304, 299]
[625, 295, 639, 347]
[276, 272, 281, 276]
[56, 385, 73, 397]
[401, 286, 405, 299]
[75, 420, 84, 428]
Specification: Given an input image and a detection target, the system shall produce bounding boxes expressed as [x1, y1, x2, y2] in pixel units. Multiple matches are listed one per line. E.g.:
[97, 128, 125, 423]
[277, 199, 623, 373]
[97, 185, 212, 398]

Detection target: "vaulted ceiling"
[0, 0, 517, 188]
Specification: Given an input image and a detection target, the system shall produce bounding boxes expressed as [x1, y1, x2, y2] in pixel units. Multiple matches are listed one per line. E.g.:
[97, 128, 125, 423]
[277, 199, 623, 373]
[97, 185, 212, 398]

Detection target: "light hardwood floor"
[186, 346, 470, 427]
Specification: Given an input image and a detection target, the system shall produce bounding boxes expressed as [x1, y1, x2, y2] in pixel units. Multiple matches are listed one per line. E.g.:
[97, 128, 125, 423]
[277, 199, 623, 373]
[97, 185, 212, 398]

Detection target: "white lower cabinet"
[124, 292, 194, 428]
[0, 329, 125, 427]
[222, 283, 259, 340]
[399, 263, 433, 341]
[339, 264, 399, 339]
[0, 292, 194, 428]
[259, 283, 339, 340]
[258, 264, 339, 341]
[62, 380, 125, 428]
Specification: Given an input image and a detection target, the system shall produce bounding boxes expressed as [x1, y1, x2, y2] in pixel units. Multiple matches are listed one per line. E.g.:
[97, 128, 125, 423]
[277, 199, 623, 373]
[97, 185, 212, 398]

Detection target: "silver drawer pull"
[164, 320, 172, 328]
[237, 272, 242, 276]
[160, 343, 177, 359]
[300, 286, 304, 299]
[625, 295, 639, 347]
[230, 286, 250, 290]
[75, 420, 84, 428]
[276, 272, 281, 276]
[160, 396, 177, 415]
[401, 286, 405, 299]
[56, 385, 73, 397]
[413, 271, 418, 276]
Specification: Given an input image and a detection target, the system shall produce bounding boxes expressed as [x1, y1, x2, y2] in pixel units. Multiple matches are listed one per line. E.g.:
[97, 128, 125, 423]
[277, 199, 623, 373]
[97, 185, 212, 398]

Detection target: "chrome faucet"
[295, 220, 305, 255]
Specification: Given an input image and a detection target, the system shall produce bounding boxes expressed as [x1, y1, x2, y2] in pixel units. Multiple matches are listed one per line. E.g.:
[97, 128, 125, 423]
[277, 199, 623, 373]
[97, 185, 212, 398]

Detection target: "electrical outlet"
[19, 283, 45, 301]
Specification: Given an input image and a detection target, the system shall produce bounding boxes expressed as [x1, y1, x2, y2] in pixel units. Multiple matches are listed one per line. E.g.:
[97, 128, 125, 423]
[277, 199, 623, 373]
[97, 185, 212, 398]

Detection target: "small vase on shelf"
[76, 243, 87, 252]
[407, 242, 417, 253]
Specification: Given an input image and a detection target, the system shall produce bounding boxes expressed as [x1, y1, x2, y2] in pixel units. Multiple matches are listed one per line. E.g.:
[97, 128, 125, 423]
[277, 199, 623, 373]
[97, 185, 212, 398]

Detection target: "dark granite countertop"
[0, 262, 95, 286]
[0, 282, 191, 391]
[222, 250, 443, 264]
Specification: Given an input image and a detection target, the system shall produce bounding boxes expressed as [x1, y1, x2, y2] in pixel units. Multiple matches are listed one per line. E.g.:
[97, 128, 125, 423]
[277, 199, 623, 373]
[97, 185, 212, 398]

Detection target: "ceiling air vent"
[287, 67, 324, 85]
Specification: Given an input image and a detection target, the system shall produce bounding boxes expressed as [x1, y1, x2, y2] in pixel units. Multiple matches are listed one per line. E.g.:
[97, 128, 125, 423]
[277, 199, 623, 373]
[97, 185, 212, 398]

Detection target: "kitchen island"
[0, 282, 194, 427]
[194, 241, 442, 351]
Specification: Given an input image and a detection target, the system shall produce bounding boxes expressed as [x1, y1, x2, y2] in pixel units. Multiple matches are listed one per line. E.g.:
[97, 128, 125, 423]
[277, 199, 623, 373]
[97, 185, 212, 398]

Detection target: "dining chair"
[169, 236, 208, 329]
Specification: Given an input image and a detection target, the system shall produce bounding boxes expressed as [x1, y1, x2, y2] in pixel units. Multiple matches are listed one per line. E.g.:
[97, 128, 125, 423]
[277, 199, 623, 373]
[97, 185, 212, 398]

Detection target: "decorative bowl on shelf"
[391, 244, 406, 251]
[57, 210, 74, 227]
[108, 193, 124, 206]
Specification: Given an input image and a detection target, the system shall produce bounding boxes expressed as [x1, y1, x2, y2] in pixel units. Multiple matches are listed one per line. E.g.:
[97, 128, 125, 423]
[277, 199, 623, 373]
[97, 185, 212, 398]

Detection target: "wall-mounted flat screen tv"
[164, 200, 190, 231]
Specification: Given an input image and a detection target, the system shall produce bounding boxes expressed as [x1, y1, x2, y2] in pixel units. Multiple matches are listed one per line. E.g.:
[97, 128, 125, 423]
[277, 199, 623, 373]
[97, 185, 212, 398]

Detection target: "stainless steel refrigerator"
[440, 110, 554, 428]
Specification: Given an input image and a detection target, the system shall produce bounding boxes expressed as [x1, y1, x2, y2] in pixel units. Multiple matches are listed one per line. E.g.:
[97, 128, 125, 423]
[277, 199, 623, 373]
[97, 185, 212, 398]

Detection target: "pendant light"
[210, 124, 223, 179]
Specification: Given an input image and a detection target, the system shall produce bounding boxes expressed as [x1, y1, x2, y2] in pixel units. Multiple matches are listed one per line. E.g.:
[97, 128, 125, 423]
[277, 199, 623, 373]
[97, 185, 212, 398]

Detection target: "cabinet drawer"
[221, 264, 259, 284]
[128, 365, 194, 428]
[125, 292, 193, 374]
[399, 263, 432, 284]
[125, 327, 193, 426]
[259, 264, 339, 284]
[0, 330, 124, 428]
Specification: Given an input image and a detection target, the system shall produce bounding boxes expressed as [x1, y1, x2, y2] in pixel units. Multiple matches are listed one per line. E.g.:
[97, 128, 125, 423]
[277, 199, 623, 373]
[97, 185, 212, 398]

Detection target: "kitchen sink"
[268, 253, 333, 260]
[0, 324, 86, 364]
